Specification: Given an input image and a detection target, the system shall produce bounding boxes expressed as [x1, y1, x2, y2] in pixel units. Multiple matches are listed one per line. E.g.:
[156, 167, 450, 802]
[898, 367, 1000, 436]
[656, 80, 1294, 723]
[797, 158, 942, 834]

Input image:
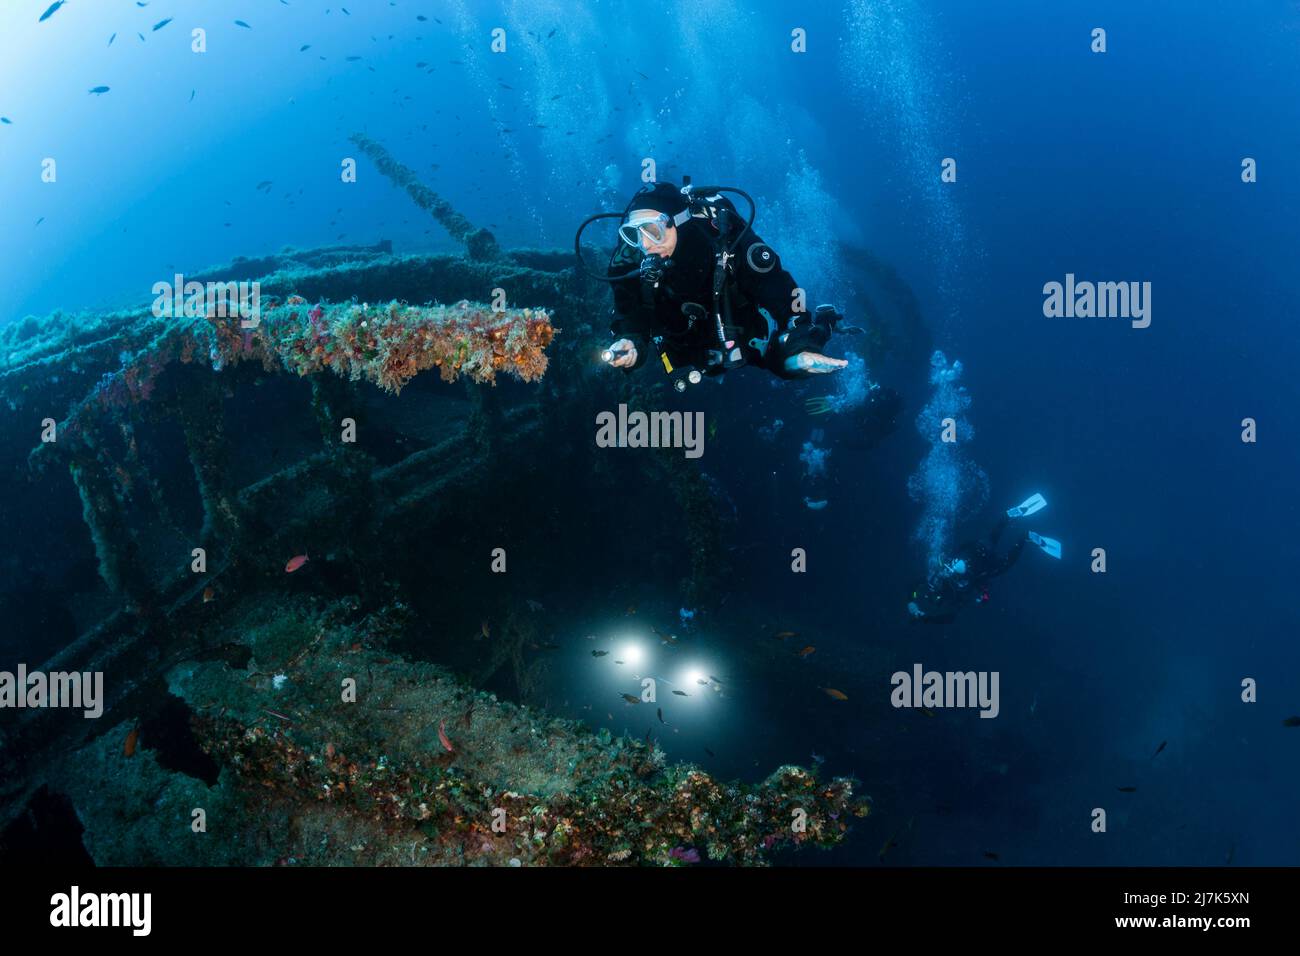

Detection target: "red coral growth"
[222, 298, 557, 394]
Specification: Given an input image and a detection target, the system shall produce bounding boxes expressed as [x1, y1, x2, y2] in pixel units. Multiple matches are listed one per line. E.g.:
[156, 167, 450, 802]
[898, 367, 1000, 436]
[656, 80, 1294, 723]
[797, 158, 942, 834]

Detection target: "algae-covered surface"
[44, 596, 866, 867]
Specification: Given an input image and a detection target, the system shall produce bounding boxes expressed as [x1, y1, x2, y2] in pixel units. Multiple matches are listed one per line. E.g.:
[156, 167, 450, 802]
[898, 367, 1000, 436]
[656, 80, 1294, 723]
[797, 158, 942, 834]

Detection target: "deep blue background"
[1, 0, 1296, 865]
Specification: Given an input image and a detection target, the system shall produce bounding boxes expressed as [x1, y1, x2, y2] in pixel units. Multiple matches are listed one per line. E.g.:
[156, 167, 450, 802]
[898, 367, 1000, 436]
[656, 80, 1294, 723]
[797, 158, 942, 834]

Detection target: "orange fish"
[123, 727, 139, 757]
[202, 586, 215, 603]
[796, 646, 816, 658]
[821, 687, 848, 701]
[438, 720, 455, 754]
[285, 553, 309, 573]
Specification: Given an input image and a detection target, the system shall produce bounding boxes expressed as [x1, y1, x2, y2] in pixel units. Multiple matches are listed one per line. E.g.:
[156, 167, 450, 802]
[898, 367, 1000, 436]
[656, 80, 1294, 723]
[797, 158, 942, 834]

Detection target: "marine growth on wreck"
[0, 134, 876, 868]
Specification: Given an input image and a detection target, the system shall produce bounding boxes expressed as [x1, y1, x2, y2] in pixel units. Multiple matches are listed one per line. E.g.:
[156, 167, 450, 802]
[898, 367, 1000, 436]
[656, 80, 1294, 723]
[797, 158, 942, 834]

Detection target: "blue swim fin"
[1028, 532, 1061, 560]
[1007, 493, 1047, 519]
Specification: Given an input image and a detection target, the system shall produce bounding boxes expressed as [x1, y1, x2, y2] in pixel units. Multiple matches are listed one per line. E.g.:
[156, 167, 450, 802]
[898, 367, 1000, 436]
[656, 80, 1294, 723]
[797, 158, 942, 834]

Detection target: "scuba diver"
[907, 493, 1062, 623]
[575, 179, 861, 391]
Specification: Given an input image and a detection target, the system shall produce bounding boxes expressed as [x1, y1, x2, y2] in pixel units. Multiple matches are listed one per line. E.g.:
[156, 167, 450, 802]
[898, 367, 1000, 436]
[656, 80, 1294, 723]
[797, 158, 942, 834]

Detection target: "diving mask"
[618, 212, 673, 250]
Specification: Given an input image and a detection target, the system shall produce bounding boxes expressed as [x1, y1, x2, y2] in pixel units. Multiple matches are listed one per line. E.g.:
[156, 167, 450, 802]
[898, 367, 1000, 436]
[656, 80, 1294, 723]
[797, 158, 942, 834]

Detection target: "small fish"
[188, 89, 195, 102]
[256, 180, 273, 191]
[804, 498, 829, 510]
[123, 727, 139, 757]
[620, 694, 641, 705]
[35, 217, 44, 226]
[703, 747, 715, 757]
[346, 56, 362, 61]
[821, 687, 849, 701]
[152, 17, 172, 30]
[547, 28, 556, 38]
[696, 679, 710, 686]
[285, 553, 309, 573]
[796, 645, 816, 658]
[1150, 740, 1167, 761]
[613, 660, 625, 665]
[657, 708, 665, 724]
[591, 650, 608, 657]
[810, 751, 825, 765]
[773, 630, 797, 641]
[88, 86, 111, 96]
[1116, 786, 1137, 793]
[878, 836, 898, 861]
[108, 33, 116, 47]
[300, 45, 311, 52]
[983, 851, 1000, 861]
[1283, 716, 1300, 727]
[525, 599, 543, 611]
[438, 720, 455, 754]
[671, 690, 689, 697]
[234, 20, 251, 29]
[202, 586, 215, 604]
[480, 620, 490, 639]
[625, 605, 637, 615]
[38, 1, 66, 23]
[921, 707, 937, 718]
[0, 117, 11, 125]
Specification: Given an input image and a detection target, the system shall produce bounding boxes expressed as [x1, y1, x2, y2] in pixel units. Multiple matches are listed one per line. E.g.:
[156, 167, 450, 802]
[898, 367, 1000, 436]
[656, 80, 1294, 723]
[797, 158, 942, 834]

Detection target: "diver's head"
[619, 182, 690, 257]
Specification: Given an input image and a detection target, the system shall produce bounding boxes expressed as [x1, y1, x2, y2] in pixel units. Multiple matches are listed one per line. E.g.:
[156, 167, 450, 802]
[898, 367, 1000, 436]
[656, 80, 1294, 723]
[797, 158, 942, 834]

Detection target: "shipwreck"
[0, 138, 938, 865]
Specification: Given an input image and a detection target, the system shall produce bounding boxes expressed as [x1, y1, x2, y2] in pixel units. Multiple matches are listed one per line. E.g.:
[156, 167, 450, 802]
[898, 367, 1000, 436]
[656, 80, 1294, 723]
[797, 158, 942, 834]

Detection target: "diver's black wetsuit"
[608, 201, 827, 379]
[958, 516, 1027, 582]
[909, 516, 1028, 622]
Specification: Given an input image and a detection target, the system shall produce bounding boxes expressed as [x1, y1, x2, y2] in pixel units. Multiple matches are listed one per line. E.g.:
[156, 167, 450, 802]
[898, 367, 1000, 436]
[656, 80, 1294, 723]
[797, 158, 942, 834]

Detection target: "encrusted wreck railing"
[24, 297, 553, 602]
[350, 133, 501, 262]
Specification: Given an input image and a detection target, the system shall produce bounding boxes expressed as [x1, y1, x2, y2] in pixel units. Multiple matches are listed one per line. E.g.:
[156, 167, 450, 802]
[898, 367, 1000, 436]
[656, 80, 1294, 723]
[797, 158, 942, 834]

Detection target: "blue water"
[2, 0, 1298, 866]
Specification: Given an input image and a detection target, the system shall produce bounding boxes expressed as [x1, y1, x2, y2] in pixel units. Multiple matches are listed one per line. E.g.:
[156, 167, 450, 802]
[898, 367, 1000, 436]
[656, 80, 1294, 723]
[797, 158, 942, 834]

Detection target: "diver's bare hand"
[784, 351, 848, 375]
[605, 339, 638, 368]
